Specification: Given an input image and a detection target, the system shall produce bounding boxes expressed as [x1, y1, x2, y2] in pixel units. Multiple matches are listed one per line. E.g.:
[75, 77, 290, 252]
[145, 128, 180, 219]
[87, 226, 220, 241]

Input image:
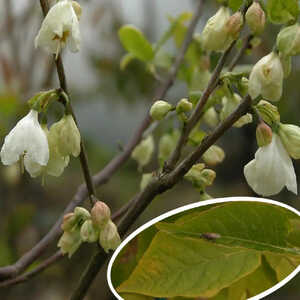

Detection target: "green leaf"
[167, 202, 292, 246]
[117, 232, 261, 298]
[120, 53, 136, 71]
[265, 252, 300, 281]
[119, 25, 155, 62]
[157, 202, 300, 255]
[111, 226, 157, 288]
[155, 12, 192, 53]
[115, 202, 300, 299]
[228, 256, 277, 299]
[266, 0, 299, 24]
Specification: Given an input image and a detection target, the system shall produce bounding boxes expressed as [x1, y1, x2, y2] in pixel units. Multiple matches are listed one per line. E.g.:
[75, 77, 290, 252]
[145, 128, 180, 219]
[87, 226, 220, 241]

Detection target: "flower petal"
[0, 110, 49, 169]
[244, 134, 297, 196]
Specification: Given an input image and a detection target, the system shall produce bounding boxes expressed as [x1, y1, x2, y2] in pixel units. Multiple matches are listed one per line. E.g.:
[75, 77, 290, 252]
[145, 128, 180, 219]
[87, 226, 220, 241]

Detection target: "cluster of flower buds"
[58, 200, 121, 257]
[35, 0, 82, 59]
[201, 6, 243, 52]
[58, 207, 91, 258]
[150, 98, 194, 123]
[184, 163, 216, 189]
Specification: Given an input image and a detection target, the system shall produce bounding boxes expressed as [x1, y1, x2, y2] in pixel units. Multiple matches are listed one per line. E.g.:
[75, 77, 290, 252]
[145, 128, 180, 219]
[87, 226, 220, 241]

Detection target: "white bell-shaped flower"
[248, 52, 284, 101]
[244, 134, 297, 196]
[35, 0, 81, 58]
[0, 110, 49, 177]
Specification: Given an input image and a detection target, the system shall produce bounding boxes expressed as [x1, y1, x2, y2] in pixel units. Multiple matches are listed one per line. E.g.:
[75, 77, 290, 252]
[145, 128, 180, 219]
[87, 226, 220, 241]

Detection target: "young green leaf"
[117, 232, 261, 298]
[119, 25, 154, 62]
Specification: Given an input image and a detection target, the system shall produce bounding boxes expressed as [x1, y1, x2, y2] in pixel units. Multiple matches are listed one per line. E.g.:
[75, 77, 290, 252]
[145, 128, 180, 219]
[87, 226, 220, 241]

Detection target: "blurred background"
[0, 0, 299, 299]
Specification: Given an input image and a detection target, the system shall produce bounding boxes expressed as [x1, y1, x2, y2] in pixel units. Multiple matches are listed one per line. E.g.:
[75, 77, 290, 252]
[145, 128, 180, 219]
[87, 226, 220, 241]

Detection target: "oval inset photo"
[108, 197, 300, 300]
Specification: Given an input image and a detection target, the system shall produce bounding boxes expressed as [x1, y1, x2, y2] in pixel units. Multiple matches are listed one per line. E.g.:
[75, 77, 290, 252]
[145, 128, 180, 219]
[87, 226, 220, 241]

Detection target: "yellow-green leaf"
[117, 232, 261, 298]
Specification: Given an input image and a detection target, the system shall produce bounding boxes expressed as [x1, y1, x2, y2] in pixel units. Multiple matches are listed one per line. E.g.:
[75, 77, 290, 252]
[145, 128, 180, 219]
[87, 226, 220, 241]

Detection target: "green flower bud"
[91, 201, 111, 229]
[256, 122, 273, 147]
[220, 93, 252, 127]
[201, 7, 233, 52]
[199, 169, 216, 187]
[255, 100, 280, 125]
[279, 54, 292, 78]
[245, 2, 266, 35]
[44, 126, 70, 177]
[150, 100, 172, 121]
[234, 113, 253, 128]
[61, 212, 78, 231]
[140, 173, 153, 191]
[220, 93, 240, 121]
[74, 207, 91, 221]
[226, 12, 243, 40]
[277, 23, 300, 56]
[80, 220, 99, 243]
[278, 123, 300, 159]
[57, 229, 82, 258]
[176, 98, 193, 113]
[131, 135, 154, 167]
[249, 52, 283, 101]
[202, 145, 225, 166]
[203, 107, 219, 128]
[184, 163, 205, 184]
[158, 130, 180, 165]
[50, 114, 81, 157]
[99, 220, 121, 253]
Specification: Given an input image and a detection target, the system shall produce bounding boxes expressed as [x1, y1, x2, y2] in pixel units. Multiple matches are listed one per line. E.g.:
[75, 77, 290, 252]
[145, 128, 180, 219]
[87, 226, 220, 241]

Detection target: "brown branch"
[70, 95, 252, 300]
[228, 34, 253, 72]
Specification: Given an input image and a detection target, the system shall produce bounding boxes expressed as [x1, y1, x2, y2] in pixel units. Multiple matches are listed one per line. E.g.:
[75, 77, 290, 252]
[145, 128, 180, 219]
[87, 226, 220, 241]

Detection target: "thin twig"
[228, 34, 253, 72]
[0, 251, 64, 288]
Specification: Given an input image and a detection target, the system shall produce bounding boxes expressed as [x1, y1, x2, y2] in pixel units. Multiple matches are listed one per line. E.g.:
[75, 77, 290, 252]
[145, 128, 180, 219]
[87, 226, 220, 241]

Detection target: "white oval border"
[107, 197, 300, 300]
